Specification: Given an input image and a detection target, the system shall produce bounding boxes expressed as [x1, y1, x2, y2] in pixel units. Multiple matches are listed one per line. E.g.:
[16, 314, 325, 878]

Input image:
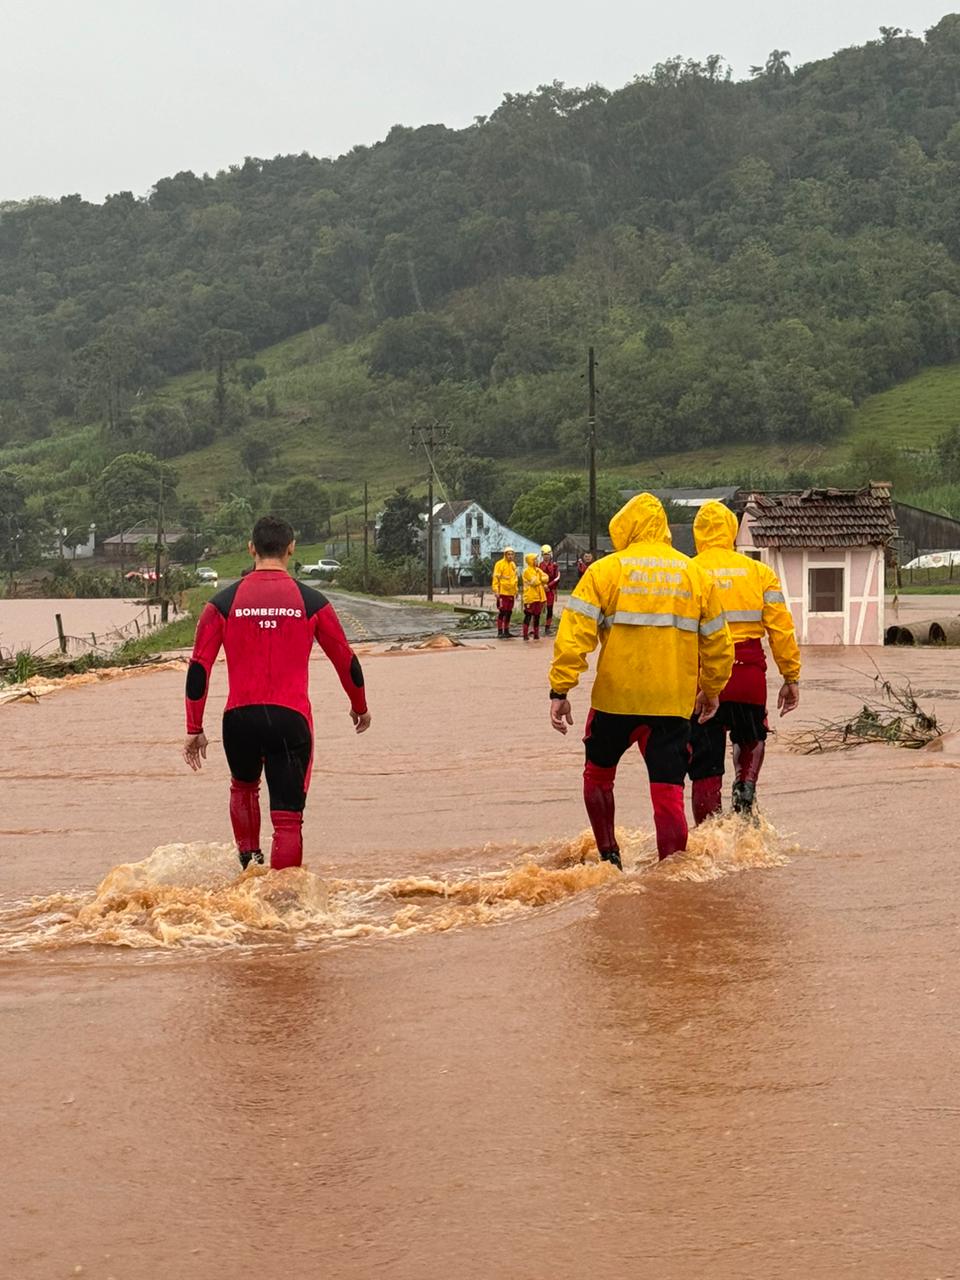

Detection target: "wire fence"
[0, 601, 182, 662]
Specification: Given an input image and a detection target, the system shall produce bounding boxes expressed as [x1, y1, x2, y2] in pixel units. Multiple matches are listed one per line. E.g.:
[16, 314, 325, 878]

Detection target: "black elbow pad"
[186, 661, 208, 700]
[350, 655, 365, 688]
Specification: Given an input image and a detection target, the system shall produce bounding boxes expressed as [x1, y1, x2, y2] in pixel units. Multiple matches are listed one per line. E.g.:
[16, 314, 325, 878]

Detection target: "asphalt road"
[321, 590, 483, 643]
[216, 579, 491, 643]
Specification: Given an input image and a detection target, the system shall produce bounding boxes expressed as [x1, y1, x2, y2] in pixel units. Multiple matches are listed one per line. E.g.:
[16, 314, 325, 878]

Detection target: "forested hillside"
[5, 15, 960, 548]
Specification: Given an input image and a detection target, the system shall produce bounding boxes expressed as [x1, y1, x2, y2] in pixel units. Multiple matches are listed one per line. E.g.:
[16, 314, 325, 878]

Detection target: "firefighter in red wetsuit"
[182, 515, 371, 871]
[539, 544, 560, 636]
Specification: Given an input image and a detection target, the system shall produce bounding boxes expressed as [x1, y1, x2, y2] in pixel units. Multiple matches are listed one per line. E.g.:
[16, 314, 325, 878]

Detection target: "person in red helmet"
[182, 514, 371, 871]
[539, 544, 561, 635]
[687, 501, 800, 821]
[549, 494, 733, 868]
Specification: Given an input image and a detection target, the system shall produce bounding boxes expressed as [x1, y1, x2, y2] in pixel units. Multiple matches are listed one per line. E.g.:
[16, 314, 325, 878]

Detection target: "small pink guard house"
[737, 484, 897, 646]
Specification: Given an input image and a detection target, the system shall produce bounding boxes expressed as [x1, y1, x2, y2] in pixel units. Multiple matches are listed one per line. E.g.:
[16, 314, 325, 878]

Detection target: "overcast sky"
[0, 0, 953, 203]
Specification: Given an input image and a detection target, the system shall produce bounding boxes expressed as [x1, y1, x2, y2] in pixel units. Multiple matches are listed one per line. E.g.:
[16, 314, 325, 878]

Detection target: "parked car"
[196, 566, 219, 583]
[300, 559, 341, 578]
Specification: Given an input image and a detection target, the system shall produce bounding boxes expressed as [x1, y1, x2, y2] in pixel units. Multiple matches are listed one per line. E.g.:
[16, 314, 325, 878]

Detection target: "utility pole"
[363, 481, 369, 592]
[588, 346, 598, 556]
[154, 474, 164, 608]
[411, 420, 446, 602]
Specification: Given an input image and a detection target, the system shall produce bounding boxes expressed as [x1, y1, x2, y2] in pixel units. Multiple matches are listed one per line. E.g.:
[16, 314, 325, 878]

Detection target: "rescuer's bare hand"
[183, 732, 209, 771]
[778, 682, 800, 716]
[351, 710, 372, 734]
[550, 697, 573, 735]
[695, 691, 720, 723]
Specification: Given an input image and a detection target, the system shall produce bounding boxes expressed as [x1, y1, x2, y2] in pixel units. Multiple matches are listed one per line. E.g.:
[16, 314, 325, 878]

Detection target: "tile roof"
[746, 484, 897, 548]
[433, 500, 474, 525]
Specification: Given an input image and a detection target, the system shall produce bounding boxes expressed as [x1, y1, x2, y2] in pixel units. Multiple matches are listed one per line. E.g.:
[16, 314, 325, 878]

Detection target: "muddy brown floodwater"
[2, 637, 960, 1279]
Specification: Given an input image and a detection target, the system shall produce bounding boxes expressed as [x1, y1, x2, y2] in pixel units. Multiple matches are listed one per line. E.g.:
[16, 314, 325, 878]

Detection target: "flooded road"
[3, 641, 960, 1278]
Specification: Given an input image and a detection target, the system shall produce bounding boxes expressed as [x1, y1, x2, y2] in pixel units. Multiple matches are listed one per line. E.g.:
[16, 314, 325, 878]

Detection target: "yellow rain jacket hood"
[609, 491, 672, 551]
[522, 553, 548, 606]
[549, 494, 733, 716]
[491, 555, 519, 598]
[692, 502, 801, 683]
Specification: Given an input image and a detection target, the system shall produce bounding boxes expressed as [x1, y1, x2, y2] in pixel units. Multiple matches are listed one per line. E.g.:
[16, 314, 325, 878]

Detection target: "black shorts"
[222, 704, 313, 812]
[688, 701, 768, 781]
[584, 710, 690, 785]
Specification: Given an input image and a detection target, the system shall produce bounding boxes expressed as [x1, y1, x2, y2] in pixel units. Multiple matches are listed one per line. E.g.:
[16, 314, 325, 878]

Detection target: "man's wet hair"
[252, 515, 295, 558]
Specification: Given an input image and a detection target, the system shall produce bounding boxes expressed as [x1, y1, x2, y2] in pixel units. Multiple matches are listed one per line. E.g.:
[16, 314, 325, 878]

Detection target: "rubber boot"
[691, 776, 723, 825]
[270, 810, 304, 870]
[238, 849, 265, 871]
[731, 781, 756, 816]
[230, 779, 262, 866]
[732, 741, 765, 818]
[650, 783, 688, 860]
[583, 761, 621, 871]
[522, 620, 529, 640]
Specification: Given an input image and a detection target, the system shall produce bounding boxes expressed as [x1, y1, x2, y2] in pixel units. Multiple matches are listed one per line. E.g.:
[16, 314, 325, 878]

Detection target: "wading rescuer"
[548, 494, 733, 868]
[492, 547, 518, 639]
[539, 545, 560, 635]
[182, 515, 371, 871]
[688, 501, 800, 821]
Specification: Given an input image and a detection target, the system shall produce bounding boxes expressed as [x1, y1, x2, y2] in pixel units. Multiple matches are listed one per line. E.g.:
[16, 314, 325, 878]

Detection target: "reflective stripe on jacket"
[492, 557, 518, 597]
[692, 502, 801, 684]
[549, 494, 734, 717]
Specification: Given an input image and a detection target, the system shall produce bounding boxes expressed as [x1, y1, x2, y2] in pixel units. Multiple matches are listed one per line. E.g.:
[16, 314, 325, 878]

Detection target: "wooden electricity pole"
[412, 420, 446, 601]
[588, 346, 598, 556]
[154, 474, 165, 613]
[363, 481, 369, 592]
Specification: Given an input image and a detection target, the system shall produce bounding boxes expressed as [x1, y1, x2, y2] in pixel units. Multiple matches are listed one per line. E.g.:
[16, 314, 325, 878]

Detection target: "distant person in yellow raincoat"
[688, 501, 801, 821]
[491, 547, 519, 639]
[521, 552, 549, 641]
[548, 494, 733, 867]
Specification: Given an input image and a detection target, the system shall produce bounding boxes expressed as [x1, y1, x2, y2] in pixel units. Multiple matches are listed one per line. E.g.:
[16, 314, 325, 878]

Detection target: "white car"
[196, 566, 219, 583]
[300, 559, 341, 578]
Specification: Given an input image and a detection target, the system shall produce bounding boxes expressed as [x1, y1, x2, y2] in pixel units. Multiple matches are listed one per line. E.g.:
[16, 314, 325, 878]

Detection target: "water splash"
[0, 817, 793, 953]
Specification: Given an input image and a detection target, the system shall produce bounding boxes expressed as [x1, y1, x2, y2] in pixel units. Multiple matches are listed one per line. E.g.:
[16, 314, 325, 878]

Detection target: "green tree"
[0, 470, 43, 575]
[92, 453, 178, 534]
[509, 474, 623, 547]
[272, 477, 332, 540]
[937, 425, 960, 480]
[239, 431, 274, 478]
[200, 328, 252, 431]
[377, 487, 423, 562]
[213, 494, 255, 542]
[367, 314, 466, 382]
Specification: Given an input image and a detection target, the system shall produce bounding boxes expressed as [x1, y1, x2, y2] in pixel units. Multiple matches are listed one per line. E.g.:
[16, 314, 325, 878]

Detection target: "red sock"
[270, 810, 303, 870]
[691, 776, 723, 825]
[734, 741, 765, 784]
[583, 761, 618, 856]
[229, 779, 261, 854]
[650, 783, 688, 859]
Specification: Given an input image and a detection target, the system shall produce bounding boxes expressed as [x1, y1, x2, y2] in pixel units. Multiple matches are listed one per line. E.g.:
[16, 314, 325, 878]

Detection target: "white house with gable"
[428, 501, 540, 586]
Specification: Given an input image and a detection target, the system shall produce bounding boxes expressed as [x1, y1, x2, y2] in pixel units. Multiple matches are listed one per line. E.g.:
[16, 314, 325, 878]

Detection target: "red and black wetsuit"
[185, 570, 367, 869]
[541, 558, 560, 631]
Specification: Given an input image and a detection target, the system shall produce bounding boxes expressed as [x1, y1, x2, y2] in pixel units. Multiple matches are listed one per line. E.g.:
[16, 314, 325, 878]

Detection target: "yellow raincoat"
[692, 502, 801, 683]
[549, 494, 733, 716]
[522, 553, 549, 606]
[491, 556, 519, 598]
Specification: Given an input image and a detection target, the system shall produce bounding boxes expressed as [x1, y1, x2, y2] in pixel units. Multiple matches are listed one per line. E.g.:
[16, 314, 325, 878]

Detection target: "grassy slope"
[170, 329, 958, 503]
[5, 329, 958, 513]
